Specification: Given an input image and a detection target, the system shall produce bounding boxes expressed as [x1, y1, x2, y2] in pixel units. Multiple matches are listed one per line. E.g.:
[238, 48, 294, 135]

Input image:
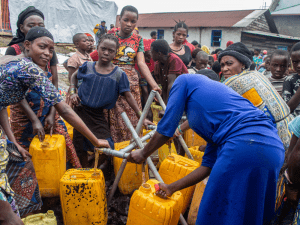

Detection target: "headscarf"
[218, 42, 252, 69]
[226, 41, 234, 48]
[201, 45, 210, 54]
[8, 6, 44, 46]
[25, 26, 54, 42]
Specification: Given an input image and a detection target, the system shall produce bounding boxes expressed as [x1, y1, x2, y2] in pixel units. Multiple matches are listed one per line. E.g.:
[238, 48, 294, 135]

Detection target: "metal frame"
[95, 90, 194, 225]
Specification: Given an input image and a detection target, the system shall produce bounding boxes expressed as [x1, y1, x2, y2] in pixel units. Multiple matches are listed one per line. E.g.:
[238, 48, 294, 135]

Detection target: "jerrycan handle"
[167, 155, 193, 167]
[40, 141, 50, 148]
[23, 214, 45, 223]
[69, 173, 86, 179]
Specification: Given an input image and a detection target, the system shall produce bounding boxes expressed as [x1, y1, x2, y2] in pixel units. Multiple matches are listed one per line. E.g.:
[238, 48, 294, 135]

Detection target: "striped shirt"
[268, 77, 285, 96]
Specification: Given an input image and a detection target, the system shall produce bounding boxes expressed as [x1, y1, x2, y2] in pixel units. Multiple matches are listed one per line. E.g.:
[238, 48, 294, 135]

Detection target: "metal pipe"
[135, 90, 156, 135]
[121, 111, 188, 225]
[155, 92, 194, 160]
[95, 148, 130, 158]
[119, 129, 156, 153]
[107, 159, 127, 205]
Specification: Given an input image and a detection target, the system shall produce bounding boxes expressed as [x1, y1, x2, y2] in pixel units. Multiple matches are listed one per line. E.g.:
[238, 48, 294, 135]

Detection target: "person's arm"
[50, 65, 58, 89]
[69, 71, 81, 106]
[136, 52, 161, 94]
[0, 108, 31, 160]
[0, 200, 24, 225]
[54, 102, 109, 147]
[174, 120, 190, 137]
[282, 77, 293, 105]
[167, 74, 177, 103]
[68, 67, 77, 82]
[18, 99, 45, 141]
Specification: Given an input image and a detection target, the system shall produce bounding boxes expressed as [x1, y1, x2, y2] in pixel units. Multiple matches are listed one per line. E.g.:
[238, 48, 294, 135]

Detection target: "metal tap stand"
[95, 90, 191, 225]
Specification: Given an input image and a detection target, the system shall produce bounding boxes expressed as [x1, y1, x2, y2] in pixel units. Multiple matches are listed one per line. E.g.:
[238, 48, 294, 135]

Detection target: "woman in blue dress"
[129, 74, 285, 224]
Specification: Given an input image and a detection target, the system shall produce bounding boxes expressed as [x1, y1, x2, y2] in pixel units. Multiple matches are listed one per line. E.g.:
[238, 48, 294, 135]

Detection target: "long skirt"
[5, 142, 42, 216]
[196, 134, 284, 225]
[10, 93, 81, 168]
[108, 65, 142, 143]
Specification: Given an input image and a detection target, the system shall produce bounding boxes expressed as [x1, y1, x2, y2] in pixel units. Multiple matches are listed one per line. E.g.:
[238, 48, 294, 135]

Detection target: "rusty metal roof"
[116, 10, 257, 28]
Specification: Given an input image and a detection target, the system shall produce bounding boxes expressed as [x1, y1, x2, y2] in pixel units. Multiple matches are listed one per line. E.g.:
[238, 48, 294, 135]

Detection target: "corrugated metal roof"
[243, 30, 300, 40]
[272, 4, 300, 15]
[116, 10, 258, 28]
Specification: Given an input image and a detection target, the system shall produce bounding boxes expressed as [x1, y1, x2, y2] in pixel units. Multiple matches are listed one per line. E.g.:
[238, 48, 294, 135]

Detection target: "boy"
[268, 50, 289, 96]
[188, 51, 209, 74]
[67, 33, 92, 81]
[150, 31, 157, 40]
[208, 56, 214, 69]
[152, 39, 188, 104]
[253, 48, 263, 69]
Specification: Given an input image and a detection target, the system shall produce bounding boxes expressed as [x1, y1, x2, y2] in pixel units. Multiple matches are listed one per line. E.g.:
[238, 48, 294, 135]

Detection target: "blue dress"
[157, 74, 285, 225]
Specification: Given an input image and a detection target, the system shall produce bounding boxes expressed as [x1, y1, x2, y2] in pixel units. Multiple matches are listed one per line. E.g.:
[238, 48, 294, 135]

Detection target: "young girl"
[69, 34, 153, 168]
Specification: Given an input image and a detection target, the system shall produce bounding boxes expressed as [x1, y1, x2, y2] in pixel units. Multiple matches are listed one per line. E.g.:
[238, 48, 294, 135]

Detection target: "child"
[208, 56, 214, 69]
[85, 33, 94, 53]
[283, 42, 300, 116]
[268, 50, 289, 96]
[152, 39, 188, 104]
[67, 33, 92, 81]
[188, 51, 209, 74]
[253, 48, 263, 69]
[69, 34, 153, 168]
[260, 55, 271, 78]
[189, 48, 201, 69]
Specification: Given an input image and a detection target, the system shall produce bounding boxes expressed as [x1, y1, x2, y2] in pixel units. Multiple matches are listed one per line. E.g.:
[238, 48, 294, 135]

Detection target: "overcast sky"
[112, 0, 273, 14]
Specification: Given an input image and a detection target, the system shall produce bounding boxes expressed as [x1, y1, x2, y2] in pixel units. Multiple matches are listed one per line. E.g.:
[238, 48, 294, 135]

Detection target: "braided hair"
[173, 20, 188, 34]
[98, 34, 120, 49]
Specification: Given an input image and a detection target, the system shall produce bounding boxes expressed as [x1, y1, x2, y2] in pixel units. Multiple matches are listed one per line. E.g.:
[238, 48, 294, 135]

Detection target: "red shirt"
[183, 40, 195, 55]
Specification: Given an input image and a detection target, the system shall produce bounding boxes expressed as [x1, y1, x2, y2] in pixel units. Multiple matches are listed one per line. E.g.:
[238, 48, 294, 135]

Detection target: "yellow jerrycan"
[187, 177, 209, 225]
[29, 134, 66, 197]
[184, 129, 207, 147]
[113, 141, 149, 195]
[60, 168, 107, 225]
[151, 103, 163, 123]
[127, 179, 183, 225]
[185, 146, 204, 165]
[63, 119, 73, 140]
[159, 153, 199, 213]
[7, 106, 10, 117]
[22, 210, 57, 225]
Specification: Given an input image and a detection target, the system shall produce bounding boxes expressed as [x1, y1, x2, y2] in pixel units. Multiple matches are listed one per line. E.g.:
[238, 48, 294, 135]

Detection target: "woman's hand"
[143, 119, 154, 129]
[70, 94, 81, 107]
[152, 85, 162, 95]
[155, 183, 174, 199]
[127, 149, 147, 164]
[285, 184, 300, 209]
[95, 139, 110, 148]
[45, 114, 55, 136]
[32, 119, 45, 142]
[15, 144, 31, 161]
[173, 128, 182, 137]
[0, 201, 24, 225]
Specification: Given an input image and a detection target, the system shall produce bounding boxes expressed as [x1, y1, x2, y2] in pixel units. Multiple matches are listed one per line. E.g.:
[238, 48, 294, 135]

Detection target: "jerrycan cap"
[167, 155, 175, 161]
[46, 210, 55, 218]
[40, 142, 50, 148]
[140, 183, 151, 193]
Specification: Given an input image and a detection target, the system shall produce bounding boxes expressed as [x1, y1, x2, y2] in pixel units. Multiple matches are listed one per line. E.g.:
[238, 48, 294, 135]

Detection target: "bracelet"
[178, 125, 183, 134]
[138, 111, 142, 117]
[69, 88, 76, 95]
[70, 84, 76, 87]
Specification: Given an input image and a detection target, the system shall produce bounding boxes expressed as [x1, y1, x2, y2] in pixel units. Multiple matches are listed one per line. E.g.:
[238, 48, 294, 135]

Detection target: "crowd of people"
[1, 4, 300, 225]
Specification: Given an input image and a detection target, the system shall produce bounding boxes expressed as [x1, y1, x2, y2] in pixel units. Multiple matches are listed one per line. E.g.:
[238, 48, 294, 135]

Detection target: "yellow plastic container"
[127, 179, 183, 225]
[158, 142, 177, 164]
[60, 168, 107, 225]
[63, 119, 73, 140]
[159, 153, 199, 213]
[184, 129, 207, 147]
[187, 177, 209, 225]
[22, 210, 57, 225]
[29, 134, 66, 197]
[7, 106, 10, 117]
[113, 141, 149, 195]
[151, 103, 163, 123]
[185, 146, 204, 165]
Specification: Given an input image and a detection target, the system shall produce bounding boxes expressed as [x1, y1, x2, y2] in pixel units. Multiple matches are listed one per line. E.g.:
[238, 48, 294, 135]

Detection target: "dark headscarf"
[25, 27, 54, 42]
[197, 69, 220, 81]
[218, 42, 252, 69]
[8, 6, 44, 46]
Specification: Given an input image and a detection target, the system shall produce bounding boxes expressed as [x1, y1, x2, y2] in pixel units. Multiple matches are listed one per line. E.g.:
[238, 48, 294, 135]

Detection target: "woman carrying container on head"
[0, 26, 109, 224]
[128, 72, 285, 224]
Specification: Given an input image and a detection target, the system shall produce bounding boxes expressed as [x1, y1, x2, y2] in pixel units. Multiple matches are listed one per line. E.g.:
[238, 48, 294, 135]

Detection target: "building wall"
[200, 27, 242, 51]
[273, 16, 300, 38]
[138, 27, 242, 51]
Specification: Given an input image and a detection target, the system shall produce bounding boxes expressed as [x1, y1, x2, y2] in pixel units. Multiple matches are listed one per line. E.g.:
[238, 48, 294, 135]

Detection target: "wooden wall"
[245, 14, 271, 33]
[0, 0, 11, 30]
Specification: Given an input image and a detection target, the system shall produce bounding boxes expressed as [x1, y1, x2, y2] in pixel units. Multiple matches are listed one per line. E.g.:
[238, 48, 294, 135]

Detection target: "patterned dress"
[282, 73, 300, 116]
[108, 31, 144, 143]
[224, 70, 293, 152]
